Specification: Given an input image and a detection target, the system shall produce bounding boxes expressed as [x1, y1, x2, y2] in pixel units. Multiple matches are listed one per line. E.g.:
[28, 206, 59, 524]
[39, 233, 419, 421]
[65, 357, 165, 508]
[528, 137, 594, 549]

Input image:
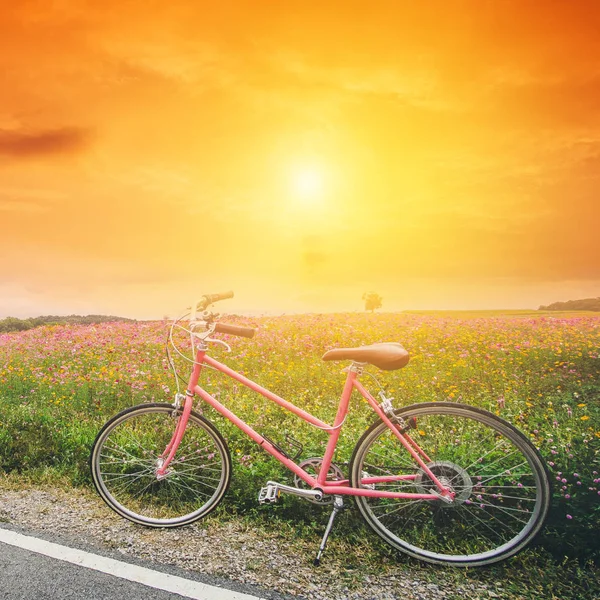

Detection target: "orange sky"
[1, 1, 599, 318]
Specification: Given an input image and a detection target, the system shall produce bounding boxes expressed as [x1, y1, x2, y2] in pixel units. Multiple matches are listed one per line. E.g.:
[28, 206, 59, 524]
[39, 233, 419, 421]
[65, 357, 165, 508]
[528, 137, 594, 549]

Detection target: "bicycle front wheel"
[350, 402, 550, 566]
[91, 403, 231, 527]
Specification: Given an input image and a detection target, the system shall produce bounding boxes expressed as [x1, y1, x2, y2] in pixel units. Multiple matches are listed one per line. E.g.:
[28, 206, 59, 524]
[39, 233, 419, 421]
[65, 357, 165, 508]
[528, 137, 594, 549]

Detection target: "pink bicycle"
[91, 292, 550, 566]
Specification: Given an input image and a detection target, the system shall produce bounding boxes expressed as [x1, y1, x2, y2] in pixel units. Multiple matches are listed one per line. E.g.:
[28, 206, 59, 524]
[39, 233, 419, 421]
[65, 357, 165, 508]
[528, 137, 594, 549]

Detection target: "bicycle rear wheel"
[91, 403, 231, 527]
[350, 402, 550, 566]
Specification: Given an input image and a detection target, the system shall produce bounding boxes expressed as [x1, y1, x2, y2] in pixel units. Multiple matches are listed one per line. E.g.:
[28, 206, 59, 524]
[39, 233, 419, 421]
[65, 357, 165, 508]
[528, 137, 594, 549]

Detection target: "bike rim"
[93, 406, 229, 526]
[352, 405, 549, 565]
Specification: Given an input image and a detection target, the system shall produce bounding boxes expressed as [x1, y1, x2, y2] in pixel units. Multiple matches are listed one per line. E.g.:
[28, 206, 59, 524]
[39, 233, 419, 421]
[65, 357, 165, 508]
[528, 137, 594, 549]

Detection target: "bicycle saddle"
[322, 342, 410, 371]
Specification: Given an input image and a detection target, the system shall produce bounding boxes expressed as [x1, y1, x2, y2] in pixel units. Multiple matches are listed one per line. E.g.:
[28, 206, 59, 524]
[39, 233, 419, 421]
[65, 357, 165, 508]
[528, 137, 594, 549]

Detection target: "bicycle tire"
[91, 403, 231, 527]
[349, 402, 550, 566]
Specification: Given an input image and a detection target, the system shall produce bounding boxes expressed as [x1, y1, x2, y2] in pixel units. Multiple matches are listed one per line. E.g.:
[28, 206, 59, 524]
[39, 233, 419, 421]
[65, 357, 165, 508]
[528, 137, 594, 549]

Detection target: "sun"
[291, 166, 324, 201]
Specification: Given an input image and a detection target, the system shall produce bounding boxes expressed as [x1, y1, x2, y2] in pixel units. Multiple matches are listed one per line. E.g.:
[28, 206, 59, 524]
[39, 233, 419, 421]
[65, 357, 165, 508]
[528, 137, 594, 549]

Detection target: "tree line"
[539, 297, 600, 311]
[0, 315, 135, 333]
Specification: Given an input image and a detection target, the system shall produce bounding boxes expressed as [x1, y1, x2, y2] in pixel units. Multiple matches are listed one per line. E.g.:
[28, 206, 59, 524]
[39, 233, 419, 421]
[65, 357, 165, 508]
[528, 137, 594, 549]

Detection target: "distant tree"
[0, 317, 29, 333]
[362, 292, 383, 312]
[0, 314, 135, 333]
[539, 297, 600, 312]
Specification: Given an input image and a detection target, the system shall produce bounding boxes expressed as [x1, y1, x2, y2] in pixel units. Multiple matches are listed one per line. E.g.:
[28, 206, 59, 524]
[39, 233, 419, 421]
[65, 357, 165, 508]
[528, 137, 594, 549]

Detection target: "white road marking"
[0, 527, 263, 600]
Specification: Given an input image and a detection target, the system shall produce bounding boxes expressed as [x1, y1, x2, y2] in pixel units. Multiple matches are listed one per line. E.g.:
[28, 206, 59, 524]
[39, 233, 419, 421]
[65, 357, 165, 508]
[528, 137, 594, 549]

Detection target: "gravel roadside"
[0, 486, 503, 600]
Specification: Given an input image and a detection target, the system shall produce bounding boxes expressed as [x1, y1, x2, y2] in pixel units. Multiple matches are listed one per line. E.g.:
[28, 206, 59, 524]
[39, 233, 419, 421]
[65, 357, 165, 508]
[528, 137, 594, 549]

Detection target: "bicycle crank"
[258, 481, 323, 504]
[294, 458, 345, 504]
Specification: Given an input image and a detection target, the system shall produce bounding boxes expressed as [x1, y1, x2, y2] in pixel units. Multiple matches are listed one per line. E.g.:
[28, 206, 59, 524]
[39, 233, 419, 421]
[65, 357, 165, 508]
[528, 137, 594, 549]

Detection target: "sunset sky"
[1, 1, 599, 318]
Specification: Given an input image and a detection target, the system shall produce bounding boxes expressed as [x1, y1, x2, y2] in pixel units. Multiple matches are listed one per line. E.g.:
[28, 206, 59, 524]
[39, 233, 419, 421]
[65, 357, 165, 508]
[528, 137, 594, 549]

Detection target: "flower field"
[1, 312, 599, 561]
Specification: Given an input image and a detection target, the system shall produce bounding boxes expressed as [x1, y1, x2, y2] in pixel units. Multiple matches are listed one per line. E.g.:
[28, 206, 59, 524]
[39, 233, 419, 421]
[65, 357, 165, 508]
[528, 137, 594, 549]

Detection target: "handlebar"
[198, 291, 234, 310]
[191, 292, 256, 339]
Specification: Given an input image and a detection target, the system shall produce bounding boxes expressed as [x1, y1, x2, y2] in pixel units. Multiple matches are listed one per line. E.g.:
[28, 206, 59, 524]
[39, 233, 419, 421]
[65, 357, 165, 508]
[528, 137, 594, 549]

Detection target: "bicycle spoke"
[475, 490, 537, 502]
[370, 498, 424, 516]
[171, 470, 223, 485]
[473, 460, 530, 487]
[106, 471, 154, 497]
[467, 500, 531, 521]
[165, 476, 214, 498]
[456, 503, 512, 543]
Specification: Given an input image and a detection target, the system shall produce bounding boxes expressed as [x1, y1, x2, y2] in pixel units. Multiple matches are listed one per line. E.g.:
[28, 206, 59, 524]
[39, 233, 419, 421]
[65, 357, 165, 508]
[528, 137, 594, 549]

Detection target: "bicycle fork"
[156, 392, 193, 478]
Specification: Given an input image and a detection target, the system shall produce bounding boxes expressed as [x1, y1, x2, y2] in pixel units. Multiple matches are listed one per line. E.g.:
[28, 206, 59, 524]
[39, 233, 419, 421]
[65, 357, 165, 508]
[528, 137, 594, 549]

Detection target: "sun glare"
[291, 167, 324, 201]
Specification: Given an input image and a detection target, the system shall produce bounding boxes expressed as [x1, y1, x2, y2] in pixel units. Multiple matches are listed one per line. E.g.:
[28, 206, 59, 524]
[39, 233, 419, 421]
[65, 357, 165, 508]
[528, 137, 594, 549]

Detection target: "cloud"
[0, 200, 48, 214]
[0, 127, 90, 158]
[0, 187, 68, 215]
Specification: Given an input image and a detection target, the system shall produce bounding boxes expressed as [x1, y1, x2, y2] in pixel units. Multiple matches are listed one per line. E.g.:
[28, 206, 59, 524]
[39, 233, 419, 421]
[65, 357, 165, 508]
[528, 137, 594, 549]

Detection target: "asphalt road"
[0, 525, 289, 600]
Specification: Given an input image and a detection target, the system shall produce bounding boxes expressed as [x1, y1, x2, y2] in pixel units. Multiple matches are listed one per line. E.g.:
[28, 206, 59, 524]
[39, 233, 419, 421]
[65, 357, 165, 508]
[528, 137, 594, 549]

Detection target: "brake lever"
[205, 337, 232, 352]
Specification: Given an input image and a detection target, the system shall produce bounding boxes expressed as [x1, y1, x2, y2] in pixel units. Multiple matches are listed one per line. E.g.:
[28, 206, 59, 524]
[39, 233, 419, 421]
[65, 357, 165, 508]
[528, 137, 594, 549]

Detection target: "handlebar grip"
[202, 291, 234, 305]
[196, 291, 234, 312]
[214, 323, 256, 339]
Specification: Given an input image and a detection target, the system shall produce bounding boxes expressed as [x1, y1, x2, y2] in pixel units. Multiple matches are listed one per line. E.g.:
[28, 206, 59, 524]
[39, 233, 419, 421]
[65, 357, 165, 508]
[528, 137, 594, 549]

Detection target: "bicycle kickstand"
[314, 495, 344, 566]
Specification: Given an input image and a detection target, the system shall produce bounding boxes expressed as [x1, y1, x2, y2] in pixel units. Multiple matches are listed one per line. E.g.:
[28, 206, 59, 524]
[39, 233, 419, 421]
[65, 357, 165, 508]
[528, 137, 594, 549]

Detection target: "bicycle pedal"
[258, 484, 280, 504]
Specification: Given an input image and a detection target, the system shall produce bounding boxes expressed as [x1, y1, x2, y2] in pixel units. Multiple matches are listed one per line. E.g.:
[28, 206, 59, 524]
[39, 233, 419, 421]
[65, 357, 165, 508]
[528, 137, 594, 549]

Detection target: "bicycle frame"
[158, 348, 454, 502]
